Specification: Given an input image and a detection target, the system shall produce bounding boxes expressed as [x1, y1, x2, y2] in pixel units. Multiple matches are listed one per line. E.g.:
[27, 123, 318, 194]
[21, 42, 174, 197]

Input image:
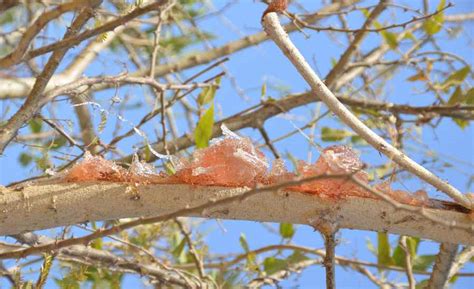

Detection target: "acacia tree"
[0, 0, 473, 288]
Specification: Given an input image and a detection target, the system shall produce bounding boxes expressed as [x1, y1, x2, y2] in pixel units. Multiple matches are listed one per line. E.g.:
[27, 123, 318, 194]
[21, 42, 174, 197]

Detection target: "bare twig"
[325, 0, 388, 85]
[0, 1, 102, 154]
[400, 236, 416, 289]
[18, 0, 176, 64]
[247, 259, 321, 288]
[0, 1, 85, 68]
[174, 219, 207, 281]
[322, 230, 337, 289]
[11, 232, 194, 288]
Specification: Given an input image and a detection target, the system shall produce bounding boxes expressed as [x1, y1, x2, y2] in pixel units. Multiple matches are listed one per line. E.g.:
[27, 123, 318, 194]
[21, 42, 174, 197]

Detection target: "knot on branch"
[262, 0, 288, 20]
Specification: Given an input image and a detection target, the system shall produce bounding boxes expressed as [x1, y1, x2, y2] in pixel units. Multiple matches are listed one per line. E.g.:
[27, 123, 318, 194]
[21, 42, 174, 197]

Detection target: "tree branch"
[0, 0, 357, 100]
[0, 1, 86, 68]
[261, 12, 472, 210]
[0, 1, 102, 154]
[1, 180, 472, 248]
[427, 243, 458, 289]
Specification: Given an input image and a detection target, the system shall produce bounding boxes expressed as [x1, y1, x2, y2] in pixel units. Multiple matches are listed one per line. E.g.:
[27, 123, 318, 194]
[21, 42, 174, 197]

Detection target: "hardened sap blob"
[291, 146, 370, 199]
[65, 151, 127, 182]
[174, 126, 268, 186]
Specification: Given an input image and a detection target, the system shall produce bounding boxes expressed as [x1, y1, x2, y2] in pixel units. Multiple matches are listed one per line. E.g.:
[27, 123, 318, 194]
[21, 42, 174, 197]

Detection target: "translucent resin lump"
[173, 126, 268, 186]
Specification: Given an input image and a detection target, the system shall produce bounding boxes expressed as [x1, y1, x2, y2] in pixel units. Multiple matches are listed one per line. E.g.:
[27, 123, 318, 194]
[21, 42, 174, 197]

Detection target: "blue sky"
[1, 0, 473, 288]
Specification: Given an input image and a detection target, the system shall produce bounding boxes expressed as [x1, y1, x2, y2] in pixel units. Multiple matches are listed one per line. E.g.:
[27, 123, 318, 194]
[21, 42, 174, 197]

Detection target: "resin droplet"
[268, 159, 295, 184]
[374, 182, 431, 206]
[128, 154, 158, 183]
[65, 151, 128, 182]
[290, 146, 370, 199]
[174, 128, 268, 186]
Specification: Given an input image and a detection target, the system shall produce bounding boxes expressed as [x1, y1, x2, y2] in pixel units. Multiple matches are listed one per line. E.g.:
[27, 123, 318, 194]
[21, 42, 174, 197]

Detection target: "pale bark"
[1, 181, 472, 245]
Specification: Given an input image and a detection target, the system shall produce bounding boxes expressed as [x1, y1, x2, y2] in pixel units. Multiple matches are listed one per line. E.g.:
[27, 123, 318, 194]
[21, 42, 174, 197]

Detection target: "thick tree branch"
[0, 180, 472, 247]
[261, 12, 472, 210]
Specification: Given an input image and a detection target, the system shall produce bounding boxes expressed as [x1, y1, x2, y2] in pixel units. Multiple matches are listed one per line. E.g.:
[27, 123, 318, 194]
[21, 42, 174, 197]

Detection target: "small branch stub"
[262, 0, 288, 20]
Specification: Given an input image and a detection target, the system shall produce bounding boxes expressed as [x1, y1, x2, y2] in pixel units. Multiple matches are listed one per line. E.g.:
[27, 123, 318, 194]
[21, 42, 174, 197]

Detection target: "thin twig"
[0, 1, 102, 154]
[174, 219, 207, 281]
[322, 230, 337, 289]
[400, 236, 416, 289]
[0, 1, 86, 68]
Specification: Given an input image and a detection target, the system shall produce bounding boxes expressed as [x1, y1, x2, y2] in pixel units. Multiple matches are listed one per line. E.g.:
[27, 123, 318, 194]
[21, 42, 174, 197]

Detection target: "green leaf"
[465, 88, 474, 104]
[416, 279, 429, 289]
[172, 238, 186, 260]
[406, 237, 420, 257]
[392, 241, 405, 267]
[29, 118, 42, 133]
[239, 233, 250, 253]
[19, 153, 33, 167]
[51, 137, 67, 149]
[453, 118, 469, 130]
[238, 233, 259, 271]
[164, 161, 176, 175]
[197, 87, 214, 106]
[288, 250, 308, 264]
[350, 135, 366, 145]
[447, 86, 474, 128]
[194, 104, 214, 148]
[423, 0, 446, 35]
[448, 86, 464, 105]
[407, 71, 428, 82]
[392, 237, 420, 267]
[413, 254, 436, 271]
[261, 82, 267, 99]
[382, 31, 398, 49]
[279, 223, 295, 239]
[366, 238, 377, 256]
[143, 145, 151, 162]
[0, 10, 15, 25]
[245, 252, 259, 271]
[403, 32, 416, 41]
[377, 233, 392, 266]
[440, 66, 470, 90]
[449, 274, 459, 284]
[91, 238, 103, 250]
[321, 127, 351, 142]
[35, 154, 50, 171]
[263, 257, 287, 275]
